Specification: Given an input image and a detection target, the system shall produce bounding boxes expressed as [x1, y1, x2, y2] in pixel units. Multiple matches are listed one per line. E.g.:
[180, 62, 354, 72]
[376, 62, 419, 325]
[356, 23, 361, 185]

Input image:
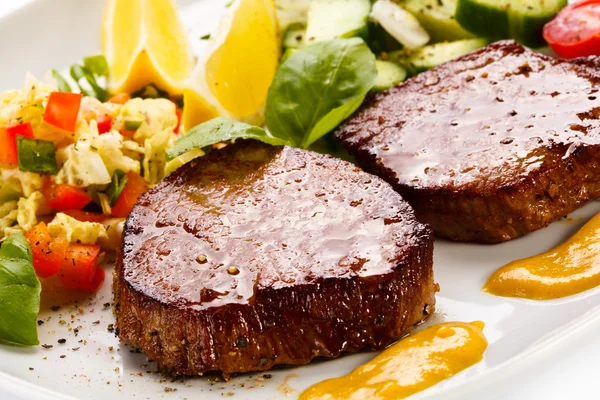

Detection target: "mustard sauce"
[484, 213, 600, 300]
[298, 322, 487, 400]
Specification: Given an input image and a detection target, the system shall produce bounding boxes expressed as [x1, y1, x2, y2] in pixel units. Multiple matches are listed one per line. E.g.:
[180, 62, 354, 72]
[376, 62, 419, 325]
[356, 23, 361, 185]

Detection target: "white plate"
[1, 1, 600, 399]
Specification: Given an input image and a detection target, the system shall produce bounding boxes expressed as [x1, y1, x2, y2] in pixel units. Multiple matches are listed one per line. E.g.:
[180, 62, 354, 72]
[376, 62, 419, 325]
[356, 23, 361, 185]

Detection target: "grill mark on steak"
[336, 40, 600, 243]
[114, 140, 436, 376]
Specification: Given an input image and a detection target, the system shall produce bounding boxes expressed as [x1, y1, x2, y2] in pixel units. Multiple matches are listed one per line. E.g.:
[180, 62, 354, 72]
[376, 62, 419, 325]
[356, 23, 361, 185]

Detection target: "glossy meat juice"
[115, 141, 436, 375]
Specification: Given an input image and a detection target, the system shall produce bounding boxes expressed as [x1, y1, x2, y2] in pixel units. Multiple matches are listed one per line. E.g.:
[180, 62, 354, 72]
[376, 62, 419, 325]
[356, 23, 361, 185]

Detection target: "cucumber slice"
[455, 0, 567, 48]
[403, 0, 474, 43]
[283, 23, 306, 50]
[368, 22, 403, 54]
[373, 60, 407, 91]
[275, 0, 309, 31]
[371, 0, 429, 50]
[394, 38, 488, 75]
[304, 0, 371, 45]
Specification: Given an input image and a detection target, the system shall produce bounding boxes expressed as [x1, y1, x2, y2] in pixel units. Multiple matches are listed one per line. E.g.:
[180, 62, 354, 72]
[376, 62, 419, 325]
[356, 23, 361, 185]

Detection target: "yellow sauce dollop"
[484, 213, 600, 300]
[299, 321, 487, 400]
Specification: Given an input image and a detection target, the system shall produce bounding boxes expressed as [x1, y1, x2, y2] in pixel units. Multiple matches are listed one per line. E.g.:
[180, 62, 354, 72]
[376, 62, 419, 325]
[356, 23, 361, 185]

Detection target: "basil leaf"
[82, 55, 109, 78]
[107, 170, 128, 206]
[0, 234, 40, 346]
[166, 117, 292, 161]
[265, 38, 377, 149]
[51, 70, 72, 93]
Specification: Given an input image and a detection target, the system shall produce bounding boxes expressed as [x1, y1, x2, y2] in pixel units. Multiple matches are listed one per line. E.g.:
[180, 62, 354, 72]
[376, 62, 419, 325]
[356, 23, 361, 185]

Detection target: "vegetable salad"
[0, 73, 180, 290]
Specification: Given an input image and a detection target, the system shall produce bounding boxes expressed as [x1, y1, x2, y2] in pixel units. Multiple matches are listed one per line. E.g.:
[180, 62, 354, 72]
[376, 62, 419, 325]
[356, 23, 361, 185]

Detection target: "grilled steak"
[336, 40, 600, 243]
[114, 140, 435, 376]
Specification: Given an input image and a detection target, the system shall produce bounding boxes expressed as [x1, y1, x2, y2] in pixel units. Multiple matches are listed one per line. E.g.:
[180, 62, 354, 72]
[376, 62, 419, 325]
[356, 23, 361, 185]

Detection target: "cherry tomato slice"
[543, 0, 600, 59]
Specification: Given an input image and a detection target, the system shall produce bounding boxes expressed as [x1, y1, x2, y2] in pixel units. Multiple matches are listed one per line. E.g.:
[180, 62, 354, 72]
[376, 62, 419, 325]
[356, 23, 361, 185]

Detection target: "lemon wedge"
[182, 0, 280, 131]
[102, 0, 194, 95]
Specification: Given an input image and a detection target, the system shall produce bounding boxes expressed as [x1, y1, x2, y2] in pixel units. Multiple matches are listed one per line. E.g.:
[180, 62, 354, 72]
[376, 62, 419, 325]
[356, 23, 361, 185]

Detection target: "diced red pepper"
[8, 122, 35, 139]
[24, 222, 69, 278]
[43, 92, 82, 133]
[62, 209, 106, 223]
[119, 128, 136, 138]
[174, 108, 182, 134]
[86, 267, 105, 291]
[107, 93, 130, 105]
[111, 171, 148, 218]
[97, 114, 113, 134]
[43, 177, 92, 211]
[58, 243, 100, 289]
[0, 122, 36, 165]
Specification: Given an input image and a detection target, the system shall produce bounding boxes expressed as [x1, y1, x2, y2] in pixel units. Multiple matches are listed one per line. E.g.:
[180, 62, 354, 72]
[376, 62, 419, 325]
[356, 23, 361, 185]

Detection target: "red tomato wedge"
[62, 209, 106, 223]
[96, 114, 113, 134]
[58, 243, 101, 290]
[543, 0, 600, 59]
[43, 178, 92, 211]
[0, 122, 36, 165]
[24, 222, 69, 278]
[111, 171, 148, 218]
[43, 92, 82, 133]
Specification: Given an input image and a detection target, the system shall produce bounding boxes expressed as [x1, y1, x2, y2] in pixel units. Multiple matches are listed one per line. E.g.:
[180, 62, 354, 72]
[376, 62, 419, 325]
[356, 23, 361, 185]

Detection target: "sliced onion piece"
[371, 0, 430, 49]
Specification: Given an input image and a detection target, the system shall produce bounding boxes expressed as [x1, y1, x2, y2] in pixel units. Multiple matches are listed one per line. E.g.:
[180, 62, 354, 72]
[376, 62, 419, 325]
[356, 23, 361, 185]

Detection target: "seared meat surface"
[114, 140, 435, 376]
[336, 40, 600, 243]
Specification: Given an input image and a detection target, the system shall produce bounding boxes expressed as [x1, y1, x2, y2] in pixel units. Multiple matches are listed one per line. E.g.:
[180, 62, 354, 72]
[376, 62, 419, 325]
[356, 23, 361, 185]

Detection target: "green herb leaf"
[166, 117, 292, 161]
[107, 170, 128, 206]
[0, 234, 41, 346]
[265, 38, 377, 149]
[69, 55, 109, 102]
[51, 70, 72, 93]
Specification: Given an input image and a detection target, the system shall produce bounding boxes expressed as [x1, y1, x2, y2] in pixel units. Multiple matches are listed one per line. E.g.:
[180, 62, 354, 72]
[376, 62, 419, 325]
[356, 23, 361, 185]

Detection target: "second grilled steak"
[336, 41, 600, 243]
[114, 140, 436, 376]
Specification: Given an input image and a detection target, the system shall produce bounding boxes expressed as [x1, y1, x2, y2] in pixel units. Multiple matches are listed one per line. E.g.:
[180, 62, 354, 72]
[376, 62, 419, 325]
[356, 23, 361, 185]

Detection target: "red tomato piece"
[107, 93, 131, 105]
[111, 171, 148, 218]
[543, 0, 600, 59]
[58, 243, 100, 289]
[0, 122, 36, 165]
[43, 92, 82, 133]
[97, 114, 113, 134]
[62, 209, 106, 223]
[24, 222, 69, 278]
[43, 177, 92, 211]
